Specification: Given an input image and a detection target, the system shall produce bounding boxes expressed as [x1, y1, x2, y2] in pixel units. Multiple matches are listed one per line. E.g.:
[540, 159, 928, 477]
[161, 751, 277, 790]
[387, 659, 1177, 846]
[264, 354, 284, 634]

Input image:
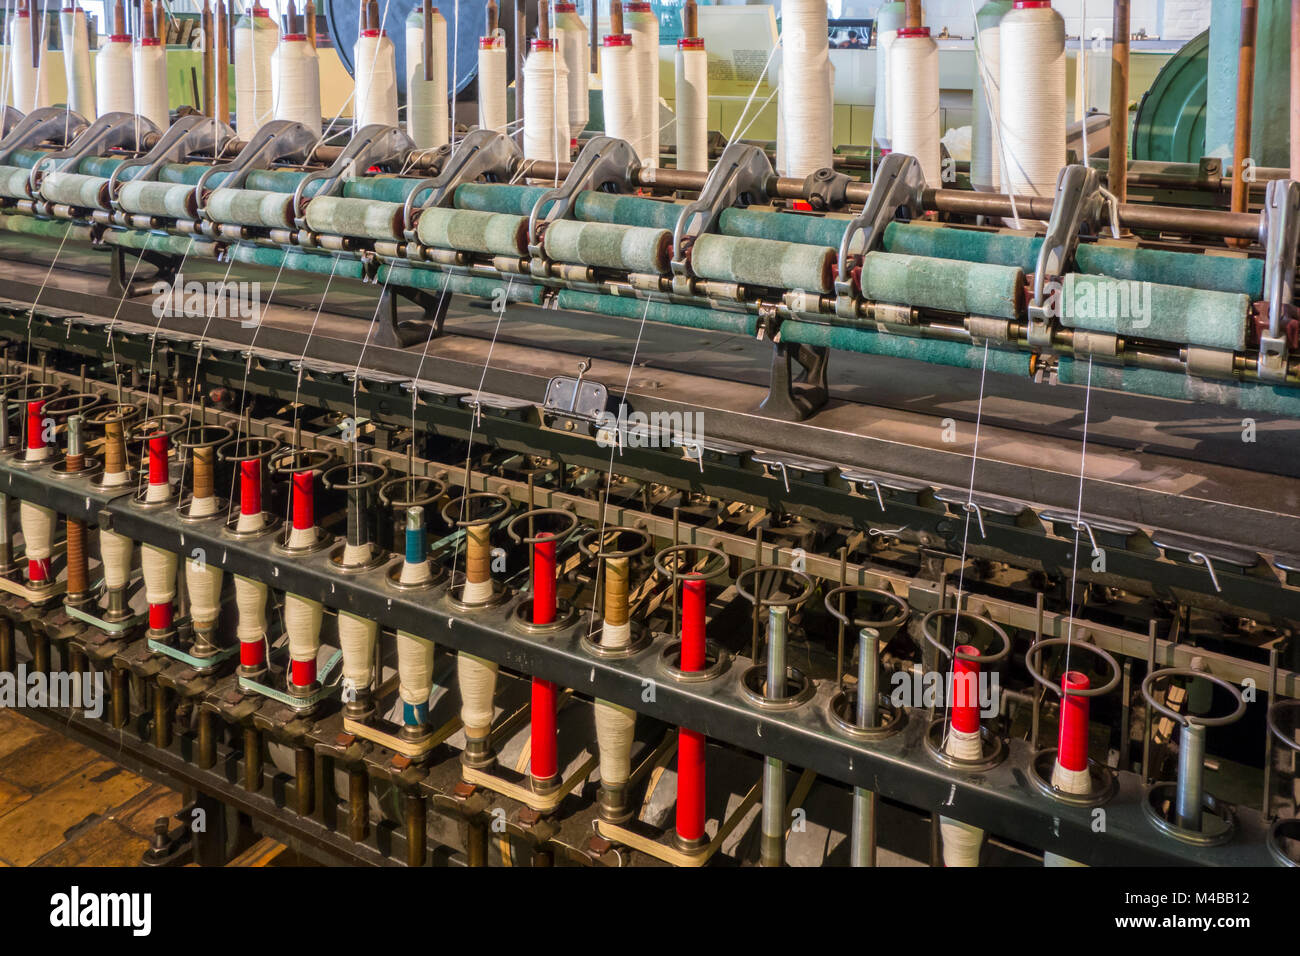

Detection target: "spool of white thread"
[674, 36, 708, 172]
[234, 575, 267, 641]
[889, 26, 941, 186]
[99, 528, 134, 590]
[60, 7, 96, 120]
[10, 13, 49, 113]
[599, 34, 639, 159]
[457, 650, 497, 736]
[939, 725, 985, 866]
[405, 8, 448, 150]
[625, 3, 659, 169]
[396, 631, 434, 706]
[477, 32, 508, 132]
[234, 9, 279, 138]
[271, 33, 322, 135]
[998, 0, 1066, 200]
[185, 555, 223, 628]
[594, 699, 636, 787]
[353, 29, 399, 131]
[236, 504, 264, 534]
[341, 540, 371, 566]
[337, 610, 377, 690]
[1042, 755, 1092, 866]
[399, 553, 432, 586]
[779, 0, 833, 177]
[96, 34, 135, 117]
[601, 618, 632, 649]
[553, 2, 589, 138]
[18, 501, 54, 563]
[971, 0, 1012, 191]
[522, 39, 569, 166]
[140, 542, 177, 607]
[283, 591, 323, 665]
[871, 0, 906, 151]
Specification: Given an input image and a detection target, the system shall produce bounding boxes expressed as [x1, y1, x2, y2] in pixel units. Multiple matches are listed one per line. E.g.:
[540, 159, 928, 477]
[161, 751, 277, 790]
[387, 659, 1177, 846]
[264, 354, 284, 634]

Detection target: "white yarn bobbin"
[19, 501, 54, 562]
[871, 0, 906, 151]
[283, 591, 323, 663]
[457, 651, 497, 737]
[234, 8, 279, 137]
[60, 7, 96, 120]
[140, 542, 177, 607]
[405, 8, 448, 150]
[779, 0, 833, 177]
[522, 38, 569, 167]
[971, 0, 1012, 191]
[10, 12, 49, 114]
[599, 34, 639, 159]
[625, 2, 660, 169]
[674, 37, 708, 172]
[337, 610, 377, 689]
[594, 699, 636, 787]
[1043, 752, 1092, 866]
[234, 575, 267, 641]
[477, 32, 508, 132]
[99, 528, 134, 590]
[400, 555, 432, 586]
[998, 0, 1066, 202]
[939, 725, 985, 866]
[395, 631, 434, 706]
[889, 26, 941, 186]
[185, 556, 223, 628]
[96, 35, 135, 117]
[188, 495, 219, 518]
[272, 34, 322, 135]
[353, 28, 399, 131]
[553, 2, 589, 138]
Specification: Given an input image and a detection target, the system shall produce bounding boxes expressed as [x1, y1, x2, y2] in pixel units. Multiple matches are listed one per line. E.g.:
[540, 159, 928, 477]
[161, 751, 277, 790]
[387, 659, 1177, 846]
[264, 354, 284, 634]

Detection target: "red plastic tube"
[26, 400, 43, 452]
[676, 577, 708, 842]
[531, 534, 559, 781]
[291, 469, 315, 530]
[240, 460, 261, 518]
[680, 577, 706, 671]
[1057, 670, 1091, 773]
[290, 657, 316, 688]
[951, 644, 981, 735]
[149, 601, 173, 631]
[148, 433, 169, 489]
[240, 639, 266, 668]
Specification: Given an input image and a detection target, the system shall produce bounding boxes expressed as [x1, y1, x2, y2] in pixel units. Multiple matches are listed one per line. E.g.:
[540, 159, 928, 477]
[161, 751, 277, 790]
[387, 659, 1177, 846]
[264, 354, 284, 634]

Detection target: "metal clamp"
[670, 142, 774, 292]
[834, 152, 925, 319]
[526, 135, 641, 257]
[1258, 178, 1299, 382]
[0, 106, 89, 167]
[29, 111, 156, 195]
[291, 123, 415, 229]
[194, 119, 317, 215]
[108, 113, 237, 203]
[400, 128, 522, 238]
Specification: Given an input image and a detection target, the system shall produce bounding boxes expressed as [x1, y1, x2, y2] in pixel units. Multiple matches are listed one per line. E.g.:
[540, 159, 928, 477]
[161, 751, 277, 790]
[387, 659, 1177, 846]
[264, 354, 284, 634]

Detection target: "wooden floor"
[0, 709, 183, 867]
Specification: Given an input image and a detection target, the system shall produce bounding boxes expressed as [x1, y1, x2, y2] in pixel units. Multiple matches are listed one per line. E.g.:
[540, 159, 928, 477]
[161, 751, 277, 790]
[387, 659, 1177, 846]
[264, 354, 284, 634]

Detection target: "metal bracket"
[834, 152, 925, 319]
[107, 113, 237, 203]
[1258, 178, 1299, 382]
[670, 142, 774, 293]
[543, 359, 610, 427]
[399, 127, 522, 239]
[0, 106, 89, 167]
[193, 119, 317, 215]
[800, 165, 854, 211]
[28, 111, 157, 195]
[290, 123, 415, 229]
[526, 136, 641, 260]
[1028, 164, 1113, 348]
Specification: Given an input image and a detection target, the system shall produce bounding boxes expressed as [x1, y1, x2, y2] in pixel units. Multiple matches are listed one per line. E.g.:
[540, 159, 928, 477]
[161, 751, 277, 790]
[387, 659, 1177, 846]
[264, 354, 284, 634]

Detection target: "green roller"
[40, 172, 109, 209]
[544, 220, 671, 274]
[691, 233, 835, 294]
[453, 183, 547, 215]
[1059, 273, 1249, 351]
[381, 263, 546, 304]
[305, 196, 403, 240]
[415, 207, 527, 256]
[0, 166, 33, 200]
[573, 192, 683, 230]
[205, 187, 295, 228]
[156, 163, 215, 186]
[782, 320, 1032, 376]
[102, 229, 196, 257]
[228, 243, 368, 280]
[1059, 357, 1300, 418]
[0, 211, 82, 241]
[860, 251, 1024, 320]
[244, 169, 312, 194]
[882, 222, 1038, 270]
[117, 180, 199, 219]
[556, 289, 757, 336]
[718, 208, 851, 248]
[6, 150, 43, 169]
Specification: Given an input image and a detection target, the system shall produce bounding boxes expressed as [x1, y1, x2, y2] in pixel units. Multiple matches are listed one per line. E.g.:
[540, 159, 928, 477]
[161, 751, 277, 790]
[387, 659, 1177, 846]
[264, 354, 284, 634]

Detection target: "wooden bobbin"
[604, 555, 629, 628]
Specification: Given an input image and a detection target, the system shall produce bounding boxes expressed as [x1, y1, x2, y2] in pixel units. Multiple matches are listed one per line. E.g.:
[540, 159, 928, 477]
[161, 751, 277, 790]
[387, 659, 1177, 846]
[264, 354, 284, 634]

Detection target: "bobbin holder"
[670, 142, 773, 290]
[194, 119, 317, 214]
[27, 111, 159, 195]
[399, 128, 522, 239]
[108, 113, 238, 203]
[734, 562, 813, 672]
[652, 542, 729, 680]
[833, 151, 924, 318]
[290, 123, 416, 229]
[525, 135, 642, 255]
[0, 106, 89, 169]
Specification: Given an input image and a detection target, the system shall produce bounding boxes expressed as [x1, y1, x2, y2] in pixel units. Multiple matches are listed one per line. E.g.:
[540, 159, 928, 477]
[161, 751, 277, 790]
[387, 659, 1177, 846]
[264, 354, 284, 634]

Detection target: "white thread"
[188, 494, 219, 518]
[998, 2, 1066, 200]
[185, 557, 223, 626]
[234, 11, 278, 137]
[1051, 760, 1092, 795]
[553, 4, 588, 137]
[522, 43, 569, 166]
[337, 609, 377, 688]
[95, 35, 134, 117]
[236, 505, 264, 534]
[594, 698, 635, 786]
[890, 31, 941, 186]
[18, 501, 53, 559]
[341, 540, 371, 566]
[10, 13, 48, 113]
[601, 620, 631, 649]
[145, 475, 171, 503]
[970, 1, 1009, 191]
[60, 7, 95, 120]
[457, 650, 496, 734]
[399, 554, 432, 586]
[234, 575, 267, 640]
[461, 576, 493, 603]
[99, 527, 133, 590]
[405, 8, 448, 149]
[674, 39, 708, 172]
[625, 4, 659, 169]
[871, 0, 905, 150]
[140, 542, 176, 605]
[272, 35, 322, 135]
[395, 630, 433, 705]
[283, 591, 322, 662]
[779, 0, 832, 177]
[477, 32, 507, 132]
[940, 724, 984, 865]
[353, 30, 399, 130]
[286, 523, 316, 549]
[25, 441, 51, 463]
[599, 39, 639, 159]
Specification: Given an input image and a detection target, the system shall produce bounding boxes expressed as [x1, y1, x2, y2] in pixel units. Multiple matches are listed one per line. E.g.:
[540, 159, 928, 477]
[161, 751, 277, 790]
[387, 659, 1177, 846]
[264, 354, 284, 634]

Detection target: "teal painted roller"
[719, 208, 851, 249]
[556, 289, 757, 336]
[205, 188, 295, 228]
[7, 150, 43, 169]
[40, 172, 109, 209]
[691, 234, 836, 294]
[454, 183, 548, 215]
[155, 162, 216, 186]
[228, 242, 369, 280]
[0, 166, 33, 200]
[382, 263, 546, 304]
[1059, 356, 1300, 418]
[543, 220, 671, 274]
[573, 192, 684, 230]
[117, 181, 198, 219]
[102, 229, 196, 257]
[782, 320, 1032, 375]
[882, 221, 1039, 270]
[1059, 273, 1249, 351]
[0, 211, 82, 241]
[305, 196, 404, 240]
[415, 207, 528, 256]
[860, 251, 1024, 320]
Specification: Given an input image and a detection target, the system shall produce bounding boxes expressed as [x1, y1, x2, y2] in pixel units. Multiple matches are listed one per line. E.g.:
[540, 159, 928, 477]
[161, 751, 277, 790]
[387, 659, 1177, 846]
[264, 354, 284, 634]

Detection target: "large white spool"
[338, 610, 377, 692]
[1043, 750, 1091, 866]
[234, 575, 267, 643]
[889, 27, 941, 186]
[600, 34, 639, 159]
[522, 39, 569, 166]
[594, 699, 636, 788]
[998, 0, 1066, 200]
[396, 632, 434, 707]
[284, 592, 323, 667]
[60, 7, 96, 120]
[625, 3, 659, 169]
[353, 29, 399, 130]
[871, 0, 906, 151]
[939, 726, 985, 866]
[476, 32, 508, 132]
[186, 555, 223, 630]
[271, 34, 322, 134]
[10, 12, 50, 114]
[553, 2, 589, 138]
[234, 9, 279, 138]
[457, 651, 497, 737]
[140, 542, 177, 609]
[674, 36, 708, 172]
[100, 529, 134, 590]
[133, 38, 170, 131]
[95, 35, 135, 117]
[18, 501, 54, 568]
[405, 8, 448, 150]
[779, 0, 833, 177]
[971, 0, 1012, 191]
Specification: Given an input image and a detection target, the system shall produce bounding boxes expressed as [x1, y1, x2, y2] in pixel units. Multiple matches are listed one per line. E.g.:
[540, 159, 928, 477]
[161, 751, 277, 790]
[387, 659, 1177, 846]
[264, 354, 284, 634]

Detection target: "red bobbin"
[951, 643, 981, 735]
[1057, 671, 1091, 773]
[530, 534, 559, 783]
